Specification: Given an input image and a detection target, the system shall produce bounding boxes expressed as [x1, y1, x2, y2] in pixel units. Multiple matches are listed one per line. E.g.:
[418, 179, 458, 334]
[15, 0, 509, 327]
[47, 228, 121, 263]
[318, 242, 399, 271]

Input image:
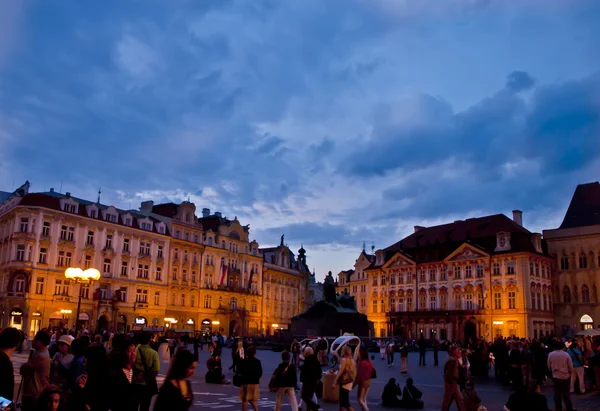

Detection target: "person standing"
[379, 340, 386, 361]
[135, 333, 161, 411]
[433, 339, 440, 366]
[238, 346, 262, 411]
[566, 339, 585, 394]
[299, 347, 322, 411]
[317, 337, 328, 366]
[547, 341, 575, 411]
[274, 351, 298, 411]
[355, 347, 373, 411]
[441, 347, 465, 411]
[418, 337, 427, 366]
[290, 338, 302, 370]
[109, 341, 141, 411]
[400, 342, 409, 374]
[387, 340, 395, 367]
[20, 331, 52, 411]
[333, 345, 356, 411]
[0, 327, 22, 401]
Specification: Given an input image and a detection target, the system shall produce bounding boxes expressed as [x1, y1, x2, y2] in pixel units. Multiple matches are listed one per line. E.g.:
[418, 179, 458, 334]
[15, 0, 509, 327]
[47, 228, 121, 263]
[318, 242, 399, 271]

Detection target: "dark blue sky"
[1, 0, 599, 278]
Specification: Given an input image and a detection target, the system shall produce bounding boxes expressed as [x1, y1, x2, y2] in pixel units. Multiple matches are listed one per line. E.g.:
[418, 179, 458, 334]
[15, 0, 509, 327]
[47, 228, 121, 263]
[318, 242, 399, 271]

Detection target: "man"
[547, 340, 576, 411]
[387, 340, 395, 367]
[0, 327, 22, 401]
[290, 338, 301, 370]
[300, 347, 322, 411]
[274, 351, 298, 411]
[239, 346, 262, 411]
[135, 333, 160, 411]
[441, 346, 465, 411]
[462, 380, 482, 411]
[566, 338, 585, 394]
[419, 336, 427, 366]
[20, 331, 51, 411]
[317, 336, 328, 366]
[505, 383, 550, 411]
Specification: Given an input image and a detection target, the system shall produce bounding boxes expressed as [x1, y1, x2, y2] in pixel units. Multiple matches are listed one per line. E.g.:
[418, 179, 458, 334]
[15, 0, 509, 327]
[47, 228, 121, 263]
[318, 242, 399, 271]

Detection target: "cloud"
[505, 70, 535, 91]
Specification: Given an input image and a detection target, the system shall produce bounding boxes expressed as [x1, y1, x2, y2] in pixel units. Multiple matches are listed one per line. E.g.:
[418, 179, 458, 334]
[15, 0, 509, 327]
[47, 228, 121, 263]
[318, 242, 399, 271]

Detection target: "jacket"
[274, 361, 297, 388]
[443, 357, 459, 384]
[20, 349, 51, 399]
[109, 368, 141, 411]
[300, 354, 322, 383]
[240, 357, 262, 385]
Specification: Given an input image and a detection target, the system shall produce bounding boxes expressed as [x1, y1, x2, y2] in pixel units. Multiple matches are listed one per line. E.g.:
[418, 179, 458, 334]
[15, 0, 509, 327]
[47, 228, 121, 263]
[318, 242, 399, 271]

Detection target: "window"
[476, 264, 484, 278]
[145, 242, 151, 255]
[121, 261, 128, 276]
[54, 279, 68, 296]
[381, 276, 386, 286]
[529, 262, 534, 275]
[204, 295, 212, 308]
[190, 295, 195, 307]
[64, 203, 76, 213]
[563, 286, 572, 303]
[174, 248, 179, 260]
[157, 246, 163, 258]
[57, 251, 66, 266]
[87, 231, 94, 245]
[141, 222, 151, 231]
[81, 285, 90, 299]
[543, 294, 547, 310]
[506, 261, 515, 275]
[61, 226, 68, 240]
[35, 277, 44, 294]
[172, 269, 178, 281]
[137, 264, 149, 279]
[251, 300, 257, 312]
[120, 288, 128, 302]
[537, 292, 541, 309]
[440, 267, 447, 281]
[535, 264, 540, 276]
[191, 271, 196, 283]
[582, 285, 590, 303]
[560, 255, 569, 270]
[492, 262, 501, 276]
[158, 226, 165, 234]
[382, 299, 388, 312]
[90, 209, 97, 218]
[477, 293, 484, 309]
[494, 292, 502, 309]
[465, 294, 473, 310]
[19, 217, 29, 232]
[154, 292, 160, 305]
[428, 269, 436, 281]
[419, 270, 426, 282]
[175, 230, 180, 239]
[531, 292, 536, 309]
[65, 252, 72, 267]
[454, 294, 462, 310]
[440, 294, 447, 310]
[156, 267, 162, 281]
[125, 217, 132, 226]
[103, 258, 112, 274]
[372, 300, 378, 313]
[430, 296, 437, 310]
[136, 289, 148, 303]
[42, 222, 50, 236]
[140, 242, 147, 255]
[181, 294, 186, 306]
[182, 270, 188, 282]
[16, 244, 25, 261]
[454, 266, 462, 279]
[105, 235, 113, 249]
[184, 250, 188, 261]
[372, 276, 378, 286]
[464, 265, 472, 278]
[508, 291, 516, 309]
[38, 248, 48, 264]
[171, 294, 176, 305]
[123, 238, 130, 252]
[580, 253, 588, 269]
[194, 234, 198, 243]
[193, 252, 197, 263]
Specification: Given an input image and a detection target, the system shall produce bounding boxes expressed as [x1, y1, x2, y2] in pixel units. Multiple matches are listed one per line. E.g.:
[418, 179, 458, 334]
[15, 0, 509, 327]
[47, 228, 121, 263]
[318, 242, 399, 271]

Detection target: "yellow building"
[261, 241, 311, 334]
[0, 183, 170, 335]
[336, 250, 373, 316]
[543, 182, 600, 336]
[364, 212, 554, 341]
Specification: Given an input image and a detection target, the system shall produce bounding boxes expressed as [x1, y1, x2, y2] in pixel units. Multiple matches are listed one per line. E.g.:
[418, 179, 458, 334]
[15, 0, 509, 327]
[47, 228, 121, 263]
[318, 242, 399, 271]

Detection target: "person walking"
[418, 337, 427, 366]
[290, 338, 302, 371]
[0, 327, 22, 401]
[461, 380, 482, 411]
[379, 340, 386, 361]
[299, 347, 322, 411]
[333, 345, 357, 411]
[441, 346, 465, 411]
[433, 339, 440, 366]
[355, 347, 373, 411]
[238, 346, 262, 411]
[274, 351, 298, 411]
[230, 341, 244, 373]
[20, 331, 52, 411]
[547, 341, 575, 411]
[135, 333, 161, 411]
[154, 350, 197, 411]
[387, 340, 395, 367]
[566, 339, 585, 394]
[400, 342, 409, 374]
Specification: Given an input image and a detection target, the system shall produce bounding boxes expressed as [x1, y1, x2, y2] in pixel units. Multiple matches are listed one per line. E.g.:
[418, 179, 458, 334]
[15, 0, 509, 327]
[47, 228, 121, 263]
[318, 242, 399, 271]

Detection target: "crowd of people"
[0, 326, 198, 411]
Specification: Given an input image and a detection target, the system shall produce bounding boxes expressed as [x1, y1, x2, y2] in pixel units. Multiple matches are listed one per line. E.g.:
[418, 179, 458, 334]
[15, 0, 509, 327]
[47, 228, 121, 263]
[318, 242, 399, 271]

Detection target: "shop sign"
[11, 309, 23, 316]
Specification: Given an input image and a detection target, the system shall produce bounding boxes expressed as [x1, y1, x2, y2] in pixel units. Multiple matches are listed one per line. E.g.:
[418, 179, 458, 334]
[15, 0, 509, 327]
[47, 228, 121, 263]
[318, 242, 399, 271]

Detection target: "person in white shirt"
[547, 341, 575, 411]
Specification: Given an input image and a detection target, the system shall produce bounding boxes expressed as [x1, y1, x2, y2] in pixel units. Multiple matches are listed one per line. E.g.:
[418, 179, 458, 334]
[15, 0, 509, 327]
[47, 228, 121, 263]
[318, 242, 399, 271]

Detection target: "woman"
[381, 378, 402, 407]
[109, 341, 141, 411]
[230, 341, 244, 373]
[33, 385, 64, 411]
[400, 378, 424, 409]
[400, 342, 409, 374]
[50, 335, 73, 386]
[333, 345, 356, 411]
[70, 345, 110, 411]
[154, 349, 197, 411]
[355, 347, 373, 411]
[239, 346, 262, 411]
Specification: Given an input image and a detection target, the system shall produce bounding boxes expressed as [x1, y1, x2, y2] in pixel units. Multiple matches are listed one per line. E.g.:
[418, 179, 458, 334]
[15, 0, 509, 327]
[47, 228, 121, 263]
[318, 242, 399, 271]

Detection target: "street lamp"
[65, 267, 100, 332]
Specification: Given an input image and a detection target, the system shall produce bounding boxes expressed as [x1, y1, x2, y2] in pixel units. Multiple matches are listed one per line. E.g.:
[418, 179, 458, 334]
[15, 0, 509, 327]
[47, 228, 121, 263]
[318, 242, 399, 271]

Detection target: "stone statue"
[323, 271, 336, 304]
[280, 234, 284, 246]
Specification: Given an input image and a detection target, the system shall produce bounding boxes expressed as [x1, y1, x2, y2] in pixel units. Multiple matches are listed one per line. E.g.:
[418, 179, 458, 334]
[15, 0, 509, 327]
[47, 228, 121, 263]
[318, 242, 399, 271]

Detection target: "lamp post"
[65, 267, 100, 332]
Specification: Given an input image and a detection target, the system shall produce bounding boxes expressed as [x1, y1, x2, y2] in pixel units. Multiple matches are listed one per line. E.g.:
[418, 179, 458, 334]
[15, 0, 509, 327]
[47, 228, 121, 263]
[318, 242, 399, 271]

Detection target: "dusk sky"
[1, 0, 599, 280]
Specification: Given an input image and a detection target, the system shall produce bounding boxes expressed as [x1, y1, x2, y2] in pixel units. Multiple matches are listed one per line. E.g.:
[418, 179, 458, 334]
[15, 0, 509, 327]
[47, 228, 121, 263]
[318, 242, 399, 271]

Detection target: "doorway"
[229, 320, 239, 337]
[464, 320, 477, 343]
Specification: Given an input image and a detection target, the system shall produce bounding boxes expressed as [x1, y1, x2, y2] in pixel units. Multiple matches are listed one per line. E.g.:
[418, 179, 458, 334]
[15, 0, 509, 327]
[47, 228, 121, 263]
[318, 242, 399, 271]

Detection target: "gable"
[382, 252, 415, 270]
[445, 243, 489, 262]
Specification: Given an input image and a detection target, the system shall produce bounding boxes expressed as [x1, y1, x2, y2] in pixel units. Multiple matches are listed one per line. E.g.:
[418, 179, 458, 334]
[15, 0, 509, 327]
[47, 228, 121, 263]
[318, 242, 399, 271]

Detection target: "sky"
[1, 0, 599, 280]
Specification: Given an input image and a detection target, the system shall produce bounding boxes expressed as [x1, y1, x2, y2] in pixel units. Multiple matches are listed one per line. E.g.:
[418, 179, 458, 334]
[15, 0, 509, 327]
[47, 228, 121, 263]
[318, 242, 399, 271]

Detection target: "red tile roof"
[559, 182, 600, 229]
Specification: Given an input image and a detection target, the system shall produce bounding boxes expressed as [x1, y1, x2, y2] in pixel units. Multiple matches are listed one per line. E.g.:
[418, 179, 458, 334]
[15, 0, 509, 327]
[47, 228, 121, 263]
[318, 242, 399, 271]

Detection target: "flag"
[219, 259, 229, 286]
[247, 267, 254, 290]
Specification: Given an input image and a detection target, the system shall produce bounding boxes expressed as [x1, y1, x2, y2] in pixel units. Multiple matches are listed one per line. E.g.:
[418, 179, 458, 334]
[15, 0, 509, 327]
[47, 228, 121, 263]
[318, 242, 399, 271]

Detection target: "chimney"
[140, 200, 154, 213]
[214, 211, 222, 218]
[202, 208, 210, 218]
[414, 225, 425, 233]
[65, 192, 71, 197]
[512, 210, 523, 226]
[50, 188, 54, 193]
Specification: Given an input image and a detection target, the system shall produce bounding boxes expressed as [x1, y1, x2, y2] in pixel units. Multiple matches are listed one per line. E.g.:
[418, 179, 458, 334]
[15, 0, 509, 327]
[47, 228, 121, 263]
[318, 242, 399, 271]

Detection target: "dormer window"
[61, 198, 79, 214]
[90, 210, 97, 218]
[124, 217, 132, 226]
[158, 226, 164, 234]
[86, 205, 99, 219]
[495, 232, 511, 252]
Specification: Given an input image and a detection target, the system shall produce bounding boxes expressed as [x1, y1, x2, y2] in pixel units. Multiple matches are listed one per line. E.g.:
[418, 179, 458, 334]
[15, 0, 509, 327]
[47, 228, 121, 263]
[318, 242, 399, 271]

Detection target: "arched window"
[582, 285, 590, 303]
[563, 286, 572, 303]
[230, 297, 237, 310]
[579, 253, 588, 269]
[560, 255, 569, 270]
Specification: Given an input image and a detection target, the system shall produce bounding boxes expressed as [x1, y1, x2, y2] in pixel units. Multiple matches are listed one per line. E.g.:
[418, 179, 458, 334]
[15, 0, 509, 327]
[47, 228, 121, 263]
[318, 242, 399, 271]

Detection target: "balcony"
[102, 272, 112, 278]
[54, 295, 71, 302]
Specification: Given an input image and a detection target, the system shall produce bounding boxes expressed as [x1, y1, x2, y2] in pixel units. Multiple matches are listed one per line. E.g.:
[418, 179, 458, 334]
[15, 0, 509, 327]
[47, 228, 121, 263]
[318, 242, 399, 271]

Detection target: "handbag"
[337, 369, 354, 385]
[269, 363, 291, 392]
[370, 365, 377, 379]
[233, 373, 243, 387]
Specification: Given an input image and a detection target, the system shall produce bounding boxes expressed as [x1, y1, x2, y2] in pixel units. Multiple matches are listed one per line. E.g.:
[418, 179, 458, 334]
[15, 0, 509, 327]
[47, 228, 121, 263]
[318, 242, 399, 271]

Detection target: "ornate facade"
[543, 182, 600, 336]
[336, 250, 373, 316]
[261, 239, 311, 334]
[0, 182, 309, 337]
[342, 212, 554, 341]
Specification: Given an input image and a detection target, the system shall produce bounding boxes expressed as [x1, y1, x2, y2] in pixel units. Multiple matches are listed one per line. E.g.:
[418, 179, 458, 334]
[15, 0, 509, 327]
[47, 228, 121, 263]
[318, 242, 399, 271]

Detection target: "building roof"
[382, 213, 543, 264]
[559, 182, 600, 229]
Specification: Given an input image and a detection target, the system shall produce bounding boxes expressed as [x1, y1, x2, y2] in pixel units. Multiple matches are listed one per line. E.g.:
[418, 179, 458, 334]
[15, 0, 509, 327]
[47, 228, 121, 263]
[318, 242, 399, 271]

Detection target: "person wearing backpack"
[274, 351, 298, 411]
[333, 345, 357, 411]
[135, 333, 160, 411]
[566, 339, 585, 394]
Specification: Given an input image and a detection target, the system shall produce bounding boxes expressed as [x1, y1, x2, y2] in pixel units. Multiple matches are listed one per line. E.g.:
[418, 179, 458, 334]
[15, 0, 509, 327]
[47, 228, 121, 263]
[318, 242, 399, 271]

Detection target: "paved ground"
[11, 348, 600, 410]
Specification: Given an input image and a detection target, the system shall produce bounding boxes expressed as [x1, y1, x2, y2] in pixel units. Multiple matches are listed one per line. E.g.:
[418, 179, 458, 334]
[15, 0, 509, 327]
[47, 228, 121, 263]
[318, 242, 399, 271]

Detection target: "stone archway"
[229, 320, 239, 337]
[464, 319, 477, 343]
